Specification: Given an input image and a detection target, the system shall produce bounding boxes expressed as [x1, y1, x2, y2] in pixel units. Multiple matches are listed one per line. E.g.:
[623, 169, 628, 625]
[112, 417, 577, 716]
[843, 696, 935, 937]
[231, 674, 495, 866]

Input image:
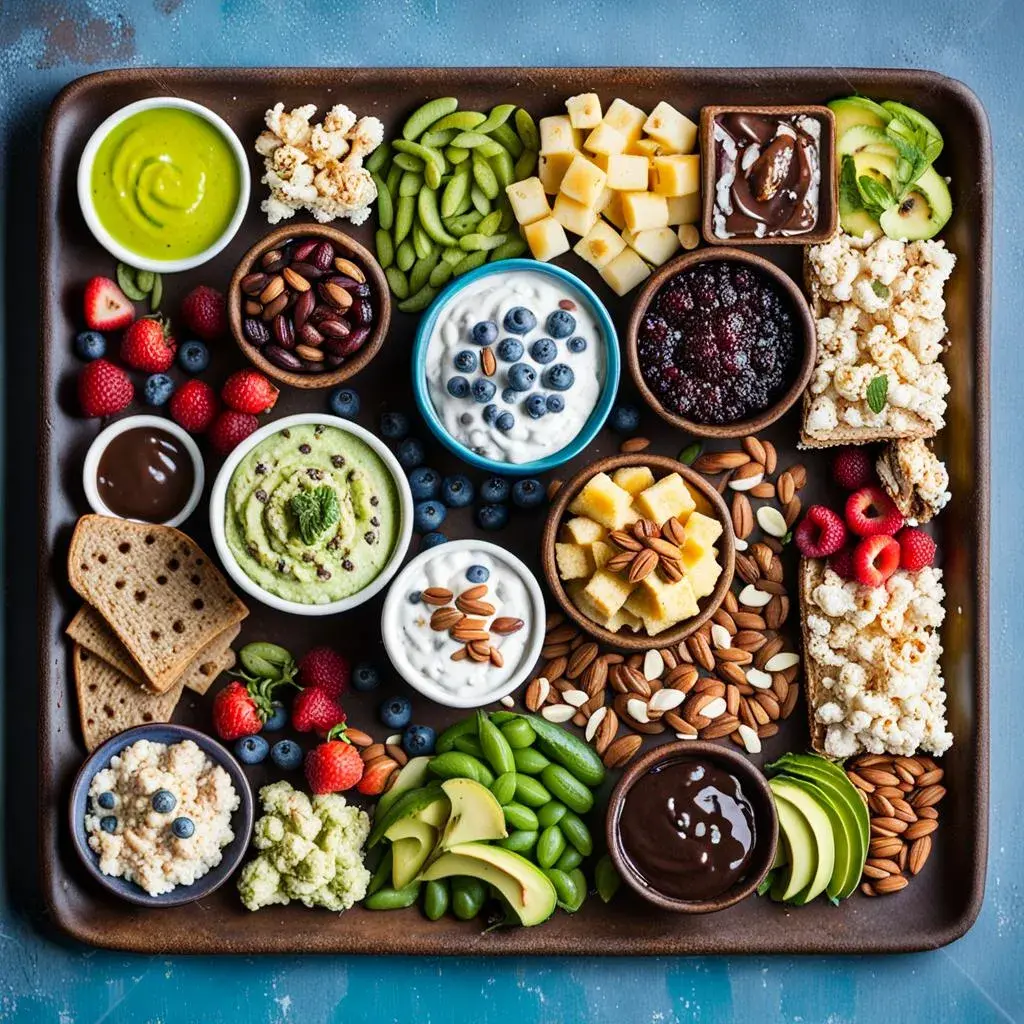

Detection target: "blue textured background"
[2, 1, 1020, 1021]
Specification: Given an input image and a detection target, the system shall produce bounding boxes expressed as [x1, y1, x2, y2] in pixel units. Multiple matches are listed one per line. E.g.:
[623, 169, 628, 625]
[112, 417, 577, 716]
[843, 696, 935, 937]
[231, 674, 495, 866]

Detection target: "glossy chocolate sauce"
[618, 758, 756, 901]
[712, 112, 821, 239]
[96, 426, 195, 523]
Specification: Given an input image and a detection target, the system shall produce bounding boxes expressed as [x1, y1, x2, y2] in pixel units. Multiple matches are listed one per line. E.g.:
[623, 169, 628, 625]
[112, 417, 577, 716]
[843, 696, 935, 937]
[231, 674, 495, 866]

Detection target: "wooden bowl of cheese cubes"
[541, 454, 735, 651]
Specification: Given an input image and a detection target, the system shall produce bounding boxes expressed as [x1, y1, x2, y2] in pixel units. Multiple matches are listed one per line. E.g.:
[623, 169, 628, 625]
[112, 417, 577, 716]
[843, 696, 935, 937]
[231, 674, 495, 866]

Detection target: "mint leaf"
[857, 175, 895, 215]
[289, 486, 339, 545]
[839, 156, 861, 210]
[866, 374, 889, 414]
[870, 280, 890, 299]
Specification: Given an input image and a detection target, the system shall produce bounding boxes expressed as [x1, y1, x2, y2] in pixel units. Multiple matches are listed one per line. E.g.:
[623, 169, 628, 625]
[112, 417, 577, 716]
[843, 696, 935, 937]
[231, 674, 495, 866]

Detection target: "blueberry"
[380, 411, 410, 441]
[143, 373, 175, 407]
[380, 695, 413, 729]
[476, 503, 510, 530]
[547, 310, 576, 339]
[501, 387, 518, 405]
[454, 350, 477, 373]
[420, 531, 449, 550]
[441, 474, 474, 507]
[414, 500, 447, 533]
[482, 403, 500, 425]
[542, 363, 575, 391]
[75, 330, 106, 361]
[397, 438, 425, 470]
[495, 412, 515, 432]
[351, 662, 381, 691]
[610, 403, 641, 433]
[447, 375, 470, 399]
[480, 476, 511, 503]
[409, 590, 422, 603]
[497, 337, 524, 362]
[264, 702, 288, 731]
[525, 394, 548, 419]
[471, 378, 497, 403]
[234, 735, 269, 765]
[270, 739, 302, 771]
[507, 363, 537, 392]
[546, 394, 565, 414]
[471, 320, 498, 346]
[512, 478, 545, 509]
[151, 788, 177, 813]
[178, 339, 210, 374]
[466, 564, 490, 584]
[408, 466, 441, 501]
[567, 336, 587, 354]
[503, 306, 537, 335]
[329, 387, 360, 419]
[171, 816, 195, 839]
[529, 338, 557, 364]
[402, 724, 437, 756]
[97, 791, 116, 810]
[100, 815, 117, 834]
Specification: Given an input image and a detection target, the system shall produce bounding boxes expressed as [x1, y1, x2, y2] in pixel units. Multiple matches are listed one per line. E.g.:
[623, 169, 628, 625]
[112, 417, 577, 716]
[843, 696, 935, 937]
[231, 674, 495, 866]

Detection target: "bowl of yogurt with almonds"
[381, 539, 546, 708]
[413, 261, 620, 475]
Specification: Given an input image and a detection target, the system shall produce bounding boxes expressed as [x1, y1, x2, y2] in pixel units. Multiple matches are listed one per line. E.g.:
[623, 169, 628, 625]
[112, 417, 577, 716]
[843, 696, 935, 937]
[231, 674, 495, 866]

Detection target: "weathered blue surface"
[1, 1, 1020, 1020]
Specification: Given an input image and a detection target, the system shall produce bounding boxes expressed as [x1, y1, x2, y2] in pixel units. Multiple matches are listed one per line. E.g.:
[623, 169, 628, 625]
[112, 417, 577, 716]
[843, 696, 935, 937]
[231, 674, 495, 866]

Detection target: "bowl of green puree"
[78, 97, 250, 273]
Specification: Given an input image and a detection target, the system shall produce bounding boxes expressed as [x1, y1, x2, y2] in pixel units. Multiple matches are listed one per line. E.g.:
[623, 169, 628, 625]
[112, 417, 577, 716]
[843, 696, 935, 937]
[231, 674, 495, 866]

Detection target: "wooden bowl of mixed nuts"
[227, 223, 390, 389]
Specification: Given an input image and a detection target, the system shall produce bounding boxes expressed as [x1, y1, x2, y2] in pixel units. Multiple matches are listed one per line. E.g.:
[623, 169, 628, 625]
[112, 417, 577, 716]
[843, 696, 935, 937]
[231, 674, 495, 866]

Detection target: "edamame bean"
[396, 239, 416, 273]
[384, 267, 410, 300]
[408, 250, 440, 294]
[393, 139, 446, 179]
[470, 185, 491, 216]
[497, 829, 538, 854]
[402, 96, 458, 141]
[397, 284, 440, 314]
[490, 771, 517, 806]
[371, 173, 393, 231]
[428, 110, 486, 133]
[558, 811, 593, 857]
[472, 154, 500, 200]
[476, 210, 503, 237]
[474, 103, 516, 135]
[512, 746, 550, 775]
[392, 151, 424, 173]
[441, 164, 471, 219]
[442, 246, 466, 266]
[450, 877, 487, 921]
[458, 232, 508, 252]
[543, 867, 581, 910]
[411, 222, 434, 261]
[565, 869, 588, 912]
[435, 716, 478, 754]
[419, 128, 457, 149]
[488, 711, 518, 726]
[429, 260, 454, 288]
[513, 148, 539, 180]
[513, 774, 551, 807]
[477, 710, 516, 776]
[385, 162, 403, 198]
[450, 132, 504, 159]
[453, 734, 484, 759]
[500, 718, 536, 750]
[490, 123, 523, 158]
[536, 801, 567, 829]
[452, 250, 488, 276]
[496, 196, 515, 232]
[537, 825, 567, 869]
[417, 187, 459, 246]
[394, 194, 415, 244]
[595, 854, 621, 903]
[541, 764, 594, 814]
[427, 750, 492, 784]
[238, 642, 293, 680]
[489, 148, 515, 191]
[445, 145, 470, 164]
[424, 160, 443, 190]
[399, 171, 423, 197]
[555, 846, 583, 873]
[422, 879, 450, 921]
[367, 848, 393, 896]
[365, 141, 392, 175]
[514, 108, 539, 151]
[487, 236, 528, 262]
[364, 883, 421, 911]
[375, 228, 394, 269]
[446, 211, 483, 238]
[502, 801, 539, 831]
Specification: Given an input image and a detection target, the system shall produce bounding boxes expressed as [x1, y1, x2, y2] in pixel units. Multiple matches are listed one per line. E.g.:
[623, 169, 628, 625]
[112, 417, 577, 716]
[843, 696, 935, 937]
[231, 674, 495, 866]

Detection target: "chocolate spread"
[96, 426, 195, 523]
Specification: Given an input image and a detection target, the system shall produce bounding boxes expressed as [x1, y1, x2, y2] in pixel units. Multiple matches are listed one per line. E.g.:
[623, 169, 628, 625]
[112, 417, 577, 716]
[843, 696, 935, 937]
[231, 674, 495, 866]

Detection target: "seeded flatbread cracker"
[798, 557, 828, 755]
[67, 516, 248, 694]
[799, 392, 935, 449]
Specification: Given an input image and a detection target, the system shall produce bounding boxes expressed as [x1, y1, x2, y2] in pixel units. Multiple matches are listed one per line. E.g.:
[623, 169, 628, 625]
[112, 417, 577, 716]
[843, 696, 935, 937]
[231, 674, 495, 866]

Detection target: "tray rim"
[37, 65, 991, 956]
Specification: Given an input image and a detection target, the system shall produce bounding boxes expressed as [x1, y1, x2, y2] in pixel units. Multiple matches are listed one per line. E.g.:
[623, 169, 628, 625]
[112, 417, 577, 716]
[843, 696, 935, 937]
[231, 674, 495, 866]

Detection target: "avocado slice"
[769, 792, 816, 902]
[419, 842, 558, 926]
[772, 754, 869, 851]
[438, 777, 507, 849]
[385, 817, 439, 888]
[416, 796, 452, 829]
[882, 100, 944, 158]
[828, 96, 890, 140]
[851, 150, 899, 193]
[769, 778, 835, 905]
[376, 756, 433, 818]
[878, 165, 952, 241]
[368, 782, 447, 847]
[837, 124, 898, 161]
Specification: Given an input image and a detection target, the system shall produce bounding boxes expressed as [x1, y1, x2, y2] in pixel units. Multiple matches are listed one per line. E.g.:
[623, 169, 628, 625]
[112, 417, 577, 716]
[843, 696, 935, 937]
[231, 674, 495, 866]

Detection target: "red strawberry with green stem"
[212, 675, 295, 741]
[292, 686, 346, 735]
[120, 315, 177, 372]
[78, 358, 134, 417]
[221, 369, 280, 415]
[305, 724, 364, 794]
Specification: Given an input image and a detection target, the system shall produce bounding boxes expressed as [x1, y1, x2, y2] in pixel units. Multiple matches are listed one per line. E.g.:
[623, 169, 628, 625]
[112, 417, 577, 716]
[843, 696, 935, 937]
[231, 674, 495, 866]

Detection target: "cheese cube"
[680, 535, 708, 569]
[505, 177, 550, 226]
[591, 540, 614, 570]
[634, 473, 697, 524]
[621, 191, 670, 233]
[582, 569, 634, 619]
[553, 192, 599, 237]
[640, 580, 700, 635]
[605, 153, 650, 192]
[573, 219, 627, 270]
[689, 490, 714, 519]
[624, 573, 671, 621]
[628, 226, 681, 267]
[686, 554, 722, 600]
[652, 154, 701, 197]
[559, 153, 607, 208]
[599, 246, 650, 296]
[583, 121, 627, 157]
[539, 114, 579, 154]
[643, 102, 698, 153]
[568, 472, 635, 529]
[602, 98, 647, 146]
[601, 192, 626, 229]
[605, 605, 644, 633]
[523, 216, 570, 262]
[566, 93, 602, 130]
[538, 152, 575, 195]
[562, 516, 606, 545]
[612, 465, 656, 495]
[629, 137, 663, 159]
[667, 192, 702, 225]
[684, 511, 723, 548]
[555, 542, 595, 580]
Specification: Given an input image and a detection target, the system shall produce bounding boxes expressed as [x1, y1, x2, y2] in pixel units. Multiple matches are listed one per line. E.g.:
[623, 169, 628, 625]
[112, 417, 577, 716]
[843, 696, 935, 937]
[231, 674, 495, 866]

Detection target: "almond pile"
[419, 584, 523, 668]
[846, 753, 946, 896]
[606, 516, 687, 583]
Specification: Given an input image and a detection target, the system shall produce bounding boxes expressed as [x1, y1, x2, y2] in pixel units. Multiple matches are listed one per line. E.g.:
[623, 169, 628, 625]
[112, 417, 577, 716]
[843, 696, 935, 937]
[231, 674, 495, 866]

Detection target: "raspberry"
[169, 379, 219, 433]
[78, 359, 133, 417]
[845, 486, 904, 537]
[852, 535, 901, 588]
[180, 285, 227, 341]
[297, 646, 350, 699]
[896, 527, 937, 572]
[794, 505, 847, 558]
[208, 410, 259, 455]
[831, 447, 875, 490]
[828, 547, 855, 581]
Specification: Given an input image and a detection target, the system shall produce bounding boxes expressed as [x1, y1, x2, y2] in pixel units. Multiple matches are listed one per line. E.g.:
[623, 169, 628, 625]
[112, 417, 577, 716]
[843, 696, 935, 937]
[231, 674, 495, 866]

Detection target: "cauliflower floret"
[264, 102, 316, 147]
[237, 858, 288, 912]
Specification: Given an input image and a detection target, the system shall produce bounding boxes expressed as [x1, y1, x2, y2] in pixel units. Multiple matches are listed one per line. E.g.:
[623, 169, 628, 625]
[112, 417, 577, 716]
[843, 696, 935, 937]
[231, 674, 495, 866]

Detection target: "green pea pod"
[537, 824, 567, 869]
[489, 148, 515, 191]
[490, 122, 524, 158]
[515, 108, 540, 151]
[420, 128, 457, 149]
[496, 195, 515, 232]
[450, 130, 496, 150]
[474, 103, 517, 134]
[392, 151, 424, 173]
[371, 173, 393, 230]
[403, 97, 459, 141]
[446, 211, 484, 238]
[488, 711, 518, 726]
[375, 228, 394, 269]
[513, 148, 539, 181]
[502, 801, 539, 831]
[543, 867, 581, 910]
[409, 249, 440, 294]
[239, 641, 294, 680]
[394, 194, 416, 244]
[477, 710, 516, 776]
[453, 734, 484, 759]
[595, 853, 621, 903]
[396, 239, 416, 273]
[441, 162, 472, 219]
[558, 811, 593, 857]
[429, 110, 486, 133]
[367, 848, 394, 896]
[429, 260, 454, 288]
[497, 829, 538, 854]
[565, 869, 588, 912]
[513, 773, 551, 808]
[451, 876, 487, 921]
[477, 210, 503, 237]
[452, 188, 474, 216]
[393, 139, 446, 179]
[422, 878, 450, 921]
[385, 162, 403, 197]
[398, 171, 423, 198]
[499, 718, 536, 749]
[364, 882, 421, 911]
[445, 145, 471, 165]
[536, 800, 567, 828]
[555, 846, 583, 873]
[397, 284, 440, 315]
[435, 717, 478, 754]
[384, 267, 410, 300]
[412, 221, 434, 260]
[469, 185, 491, 216]
[490, 771, 517, 806]
[517, 714, 606, 787]
[427, 750, 493, 785]
[452, 250, 488, 277]
[365, 141, 391, 175]
[458, 232, 508, 253]
[149, 274, 163, 311]
[417, 187, 459, 246]
[472, 154, 500, 200]
[541, 764, 594, 814]
[512, 746, 550, 775]
[424, 160, 443, 190]
[116, 263, 147, 301]
[442, 246, 466, 267]
[487, 236, 528, 262]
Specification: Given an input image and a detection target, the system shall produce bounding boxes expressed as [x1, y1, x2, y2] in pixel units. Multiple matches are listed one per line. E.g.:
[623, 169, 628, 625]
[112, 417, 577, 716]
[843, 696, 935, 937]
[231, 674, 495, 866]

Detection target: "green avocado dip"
[90, 106, 241, 261]
[225, 424, 400, 605]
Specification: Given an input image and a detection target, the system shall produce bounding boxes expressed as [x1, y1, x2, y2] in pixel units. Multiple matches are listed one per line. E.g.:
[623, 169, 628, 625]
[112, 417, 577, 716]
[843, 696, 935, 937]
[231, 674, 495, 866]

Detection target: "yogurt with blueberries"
[425, 270, 605, 464]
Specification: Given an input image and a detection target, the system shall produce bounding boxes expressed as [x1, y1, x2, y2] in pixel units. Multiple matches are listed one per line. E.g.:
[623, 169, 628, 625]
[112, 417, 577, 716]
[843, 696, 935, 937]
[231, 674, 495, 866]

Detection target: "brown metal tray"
[39, 67, 990, 955]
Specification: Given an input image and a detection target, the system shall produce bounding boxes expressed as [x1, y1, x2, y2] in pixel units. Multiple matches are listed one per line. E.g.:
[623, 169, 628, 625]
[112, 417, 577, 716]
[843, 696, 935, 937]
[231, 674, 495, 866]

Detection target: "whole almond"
[612, 693, 664, 734]
[643, 536, 683, 560]
[860, 768, 901, 787]
[869, 836, 905, 859]
[620, 437, 650, 454]
[620, 665, 652, 698]
[693, 451, 750, 473]
[525, 676, 550, 711]
[750, 481, 776, 499]
[742, 435, 766, 464]
[430, 607, 464, 631]
[602, 734, 642, 768]
[457, 597, 496, 616]
[761, 440, 778, 474]
[776, 471, 795, 505]
[345, 727, 373, 748]
[908, 836, 933, 874]
[731, 492, 754, 539]
[665, 663, 699, 692]
[491, 617, 524, 636]
[581, 657, 609, 697]
[916, 768, 945, 787]
[609, 529, 642, 552]
[874, 874, 909, 895]
[282, 266, 311, 292]
[729, 463, 765, 491]
[421, 587, 453, 606]
[765, 594, 790, 630]
[567, 642, 599, 679]
[594, 708, 619, 754]
[628, 548, 659, 583]
[481, 347, 497, 376]
[662, 517, 687, 546]
[632, 518, 660, 540]
[783, 496, 802, 528]
[786, 463, 807, 489]
[362, 743, 386, 762]
[911, 784, 947, 808]
[686, 633, 715, 672]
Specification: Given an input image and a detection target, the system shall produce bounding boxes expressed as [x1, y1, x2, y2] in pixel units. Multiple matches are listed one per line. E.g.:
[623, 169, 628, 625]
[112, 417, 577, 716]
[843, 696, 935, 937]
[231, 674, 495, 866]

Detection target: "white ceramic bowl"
[82, 415, 204, 529]
[77, 96, 250, 274]
[209, 413, 414, 617]
[381, 539, 546, 709]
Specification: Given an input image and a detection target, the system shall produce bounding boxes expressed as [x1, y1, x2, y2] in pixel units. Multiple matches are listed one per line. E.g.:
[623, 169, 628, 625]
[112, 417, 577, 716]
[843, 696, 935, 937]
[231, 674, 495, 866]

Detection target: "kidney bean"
[243, 318, 271, 347]
[272, 314, 295, 349]
[263, 344, 303, 371]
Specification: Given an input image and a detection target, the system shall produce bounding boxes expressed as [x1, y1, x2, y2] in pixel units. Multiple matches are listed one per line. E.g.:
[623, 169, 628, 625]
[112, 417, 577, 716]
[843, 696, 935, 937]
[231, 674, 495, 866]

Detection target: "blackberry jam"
[636, 260, 799, 425]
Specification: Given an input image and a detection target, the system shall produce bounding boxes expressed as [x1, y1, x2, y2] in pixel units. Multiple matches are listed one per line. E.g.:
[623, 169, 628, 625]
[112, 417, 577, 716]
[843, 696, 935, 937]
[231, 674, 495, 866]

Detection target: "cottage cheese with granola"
[802, 231, 955, 444]
[802, 560, 952, 759]
[85, 739, 239, 897]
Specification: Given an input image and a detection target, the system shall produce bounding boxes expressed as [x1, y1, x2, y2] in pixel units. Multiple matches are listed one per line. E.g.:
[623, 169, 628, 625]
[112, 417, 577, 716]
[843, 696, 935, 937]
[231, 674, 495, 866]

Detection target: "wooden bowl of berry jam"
[625, 248, 816, 439]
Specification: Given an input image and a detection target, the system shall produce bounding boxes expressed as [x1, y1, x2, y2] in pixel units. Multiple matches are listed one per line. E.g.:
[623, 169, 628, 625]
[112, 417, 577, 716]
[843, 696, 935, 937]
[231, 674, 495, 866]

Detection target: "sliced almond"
[737, 723, 762, 754]
[562, 688, 589, 708]
[541, 704, 576, 723]
[756, 506, 788, 538]
[642, 649, 665, 681]
[738, 584, 773, 608]
[764, 652, 800, 672]
[728, 464, 765, 491]
[710, 623, 732, 650]
[584, 706, 607, 743]
[734, 537, 749, 551]
[525, 676, 550, 711]
[649, 688, 685, 712]
[500, 694, 515, 708]
[626, 697, 650, 724]
[701, 696, 728, 719]
[746, 667, 773, 690]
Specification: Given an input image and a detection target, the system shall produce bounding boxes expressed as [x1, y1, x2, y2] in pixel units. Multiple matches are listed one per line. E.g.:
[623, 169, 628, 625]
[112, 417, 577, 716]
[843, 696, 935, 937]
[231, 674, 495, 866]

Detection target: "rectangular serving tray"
[39, 67, 990, 955]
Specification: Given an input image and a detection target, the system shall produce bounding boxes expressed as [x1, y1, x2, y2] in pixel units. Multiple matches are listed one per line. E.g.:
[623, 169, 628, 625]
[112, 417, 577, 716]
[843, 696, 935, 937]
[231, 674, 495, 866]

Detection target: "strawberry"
[84, 276, 134, 331]
[845, 486, 904, 537]
[828, 547, 855, 581]
[211, 681, 263, 741]
[793, 505, 847, 558]
[78, 359, 134, 417]
[896, 527, 937, 572]
[305, 725, 364, 794]
[356, 756, 397, 796]
[292, 686, 346, 734]
[852, 535, 901, 588]
[831, 447, 875, 491]
[180, 285, 226, 341]
[208, 410, 259, 455]
[120, 316, 176, 372]
[169, 379, 219, 433]
[297, 646, 350, 700]
[221, 369, 280, 414]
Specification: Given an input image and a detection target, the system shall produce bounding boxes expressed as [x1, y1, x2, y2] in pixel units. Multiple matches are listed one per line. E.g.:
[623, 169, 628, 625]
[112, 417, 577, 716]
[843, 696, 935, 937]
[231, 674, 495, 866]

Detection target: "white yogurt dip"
[382, 540, 545, 708]
[425, 269, 605, 464]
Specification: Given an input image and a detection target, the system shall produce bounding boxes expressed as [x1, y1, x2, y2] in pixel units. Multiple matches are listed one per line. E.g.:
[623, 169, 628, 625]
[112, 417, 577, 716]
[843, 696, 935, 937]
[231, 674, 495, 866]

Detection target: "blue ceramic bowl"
[69, 724, 255, 908]
[411, 259, 621, 476]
